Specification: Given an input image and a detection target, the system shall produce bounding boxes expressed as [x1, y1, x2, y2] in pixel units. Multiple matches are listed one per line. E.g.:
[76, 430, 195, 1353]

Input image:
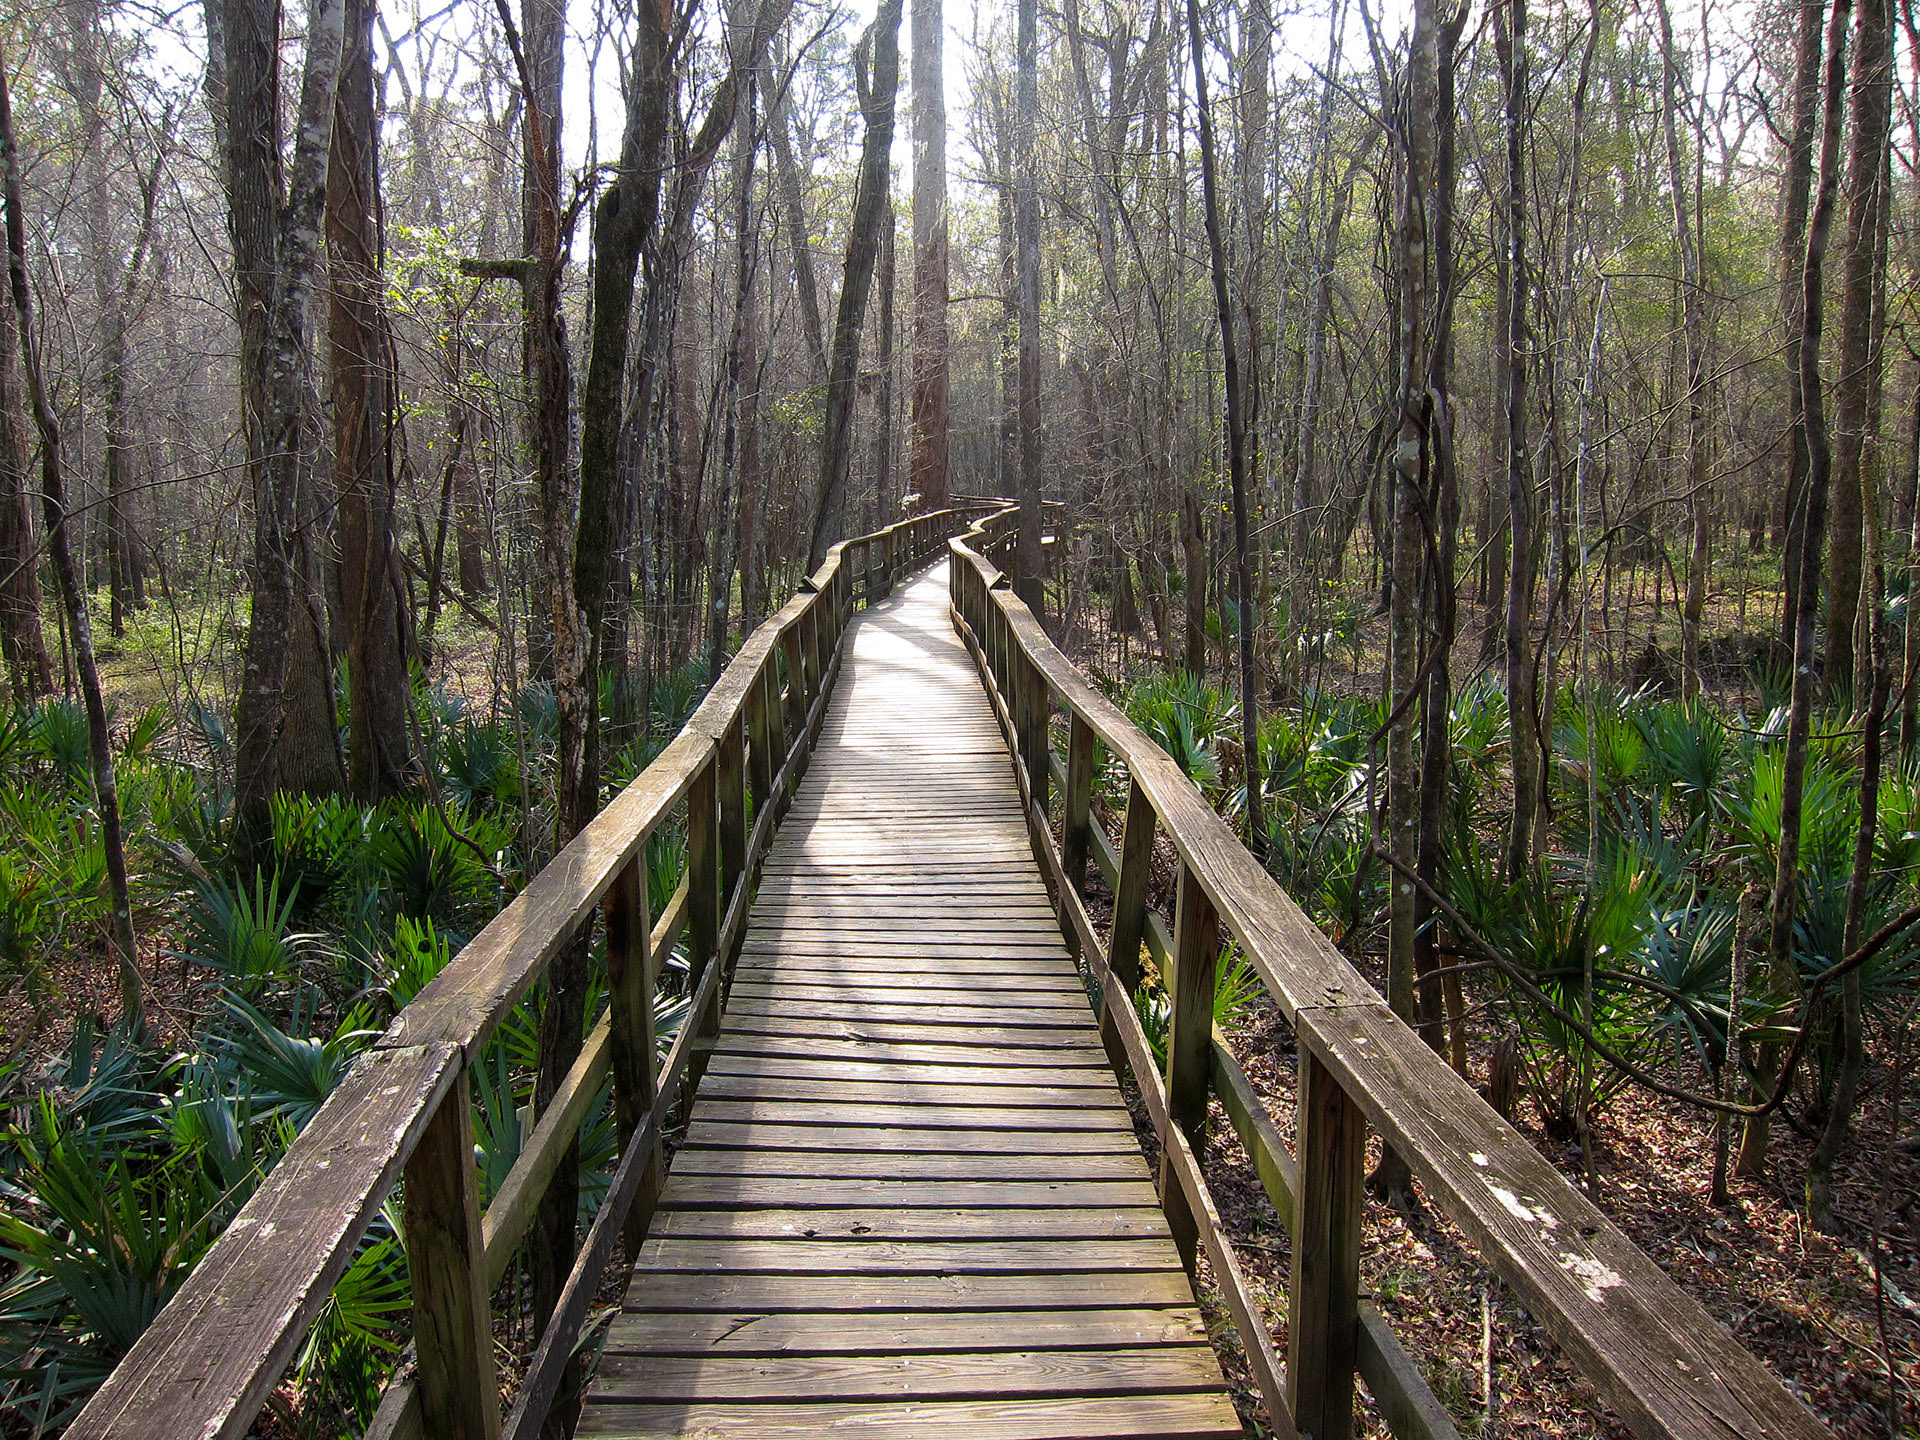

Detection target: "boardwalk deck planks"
[579, 571, 1240, 1440]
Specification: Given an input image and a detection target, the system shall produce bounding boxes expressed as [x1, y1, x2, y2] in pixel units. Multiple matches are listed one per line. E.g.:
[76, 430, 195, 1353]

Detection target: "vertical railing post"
[1161, 862, 1218, 1268]
[717, 715, 747, 924]
[1018, 657, 1049, 816]
[782, 627, 807, 749]
[747, 660, 776, 813]
[1106, 778, 1155, 993]
[686, 750, 720, 1091]
[1288, 1046, 1365, 1440]
[801, 603, 822, 717]
[405, 1068, 500, 1440]
[1061, 713, 1096, 899]
[605, 857, 659, 1253]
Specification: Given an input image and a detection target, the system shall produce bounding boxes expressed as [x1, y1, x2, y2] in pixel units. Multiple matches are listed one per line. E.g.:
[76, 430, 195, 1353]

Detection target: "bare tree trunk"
[2, 53, 142, 1032]
[1833, 0, 1893, 703]
[1778, 0, 1823, 650]
[1653, 0, 1709, 700]
[1499, 0, 1539, 879]
[1013, 0, 1044, 614]
[1180, 486, 1206, 675]
[1751, 0, 1851, 1179]
[0, 280, 50, 698]
[710, 75, 760, 679]
[808, 0, 902, 569]
[210, 0, 346, 861]
[1184, 0, 1262, 847]
[908, 0, 949, 512]
[871, 211, 898, 525]
[329, 0, 411, 801]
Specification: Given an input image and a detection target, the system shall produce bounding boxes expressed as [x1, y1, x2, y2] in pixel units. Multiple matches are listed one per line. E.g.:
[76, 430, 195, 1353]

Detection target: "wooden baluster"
[717, 716, 748, 926]
[1160, 862, 1218, 1269]
[1061, 713, 1096, 899]
[801, 605, 822, 718]
[685, 753, 720, 1093]
[781, 629, 807, 749]
[1017, 658, 1049, 815]
[1288, 1047, 1365, 1440]
[605, 857, 659, 1253]
[1106, 778, 1155, 993]
[405, 1067, 500, 1440]
[747, 661, 775, 813]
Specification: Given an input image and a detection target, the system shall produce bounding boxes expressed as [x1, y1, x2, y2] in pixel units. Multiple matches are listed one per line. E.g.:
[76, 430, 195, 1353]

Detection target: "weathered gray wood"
[605, 858, 659, 1255]
[577, 1394, 1244, 1439]
[1106, 778, 1156, 994]
[1287, 1047, 1365, 1440]
[1161, 862, 1219, 1270]
[1062, 711, 1096, 900]
[406, 1063, 502, 1440]
[64, 1044, 459, 1440]
[603, 1308, 1209, 1355]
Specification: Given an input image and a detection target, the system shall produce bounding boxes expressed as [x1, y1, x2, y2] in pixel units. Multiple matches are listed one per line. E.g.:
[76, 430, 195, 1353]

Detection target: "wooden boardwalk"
[580, 569, 1242, 1439]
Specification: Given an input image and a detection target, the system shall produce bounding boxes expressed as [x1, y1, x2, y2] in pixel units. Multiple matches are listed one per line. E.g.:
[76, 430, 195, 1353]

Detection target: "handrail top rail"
[947, 516, 1824, 1440]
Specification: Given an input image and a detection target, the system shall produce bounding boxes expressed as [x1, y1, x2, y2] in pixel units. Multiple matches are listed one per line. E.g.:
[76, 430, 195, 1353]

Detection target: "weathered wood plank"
[576, 1393, 1245, 1440]
[602, 1308, 1210, 1356]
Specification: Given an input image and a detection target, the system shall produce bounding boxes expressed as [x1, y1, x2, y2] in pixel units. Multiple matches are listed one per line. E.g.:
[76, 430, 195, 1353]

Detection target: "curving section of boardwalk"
[579, 570, 1241, 1439]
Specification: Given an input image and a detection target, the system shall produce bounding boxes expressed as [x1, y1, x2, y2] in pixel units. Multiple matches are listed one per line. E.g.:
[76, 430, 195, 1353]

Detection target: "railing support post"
[405, 1066, 501, 1440]
[686, 752, 720, 1093]
[1061, 713, 1096, 898]
[781, 629, 807, 750]
[1106, 778, 1155, 993]
[605, 857, 660, 1254]
[717, 717, 747, 922]
[747, 662, 776, 813]
[1161, 862, 1218, 1269]
[1288, 1046, 1365, 1440]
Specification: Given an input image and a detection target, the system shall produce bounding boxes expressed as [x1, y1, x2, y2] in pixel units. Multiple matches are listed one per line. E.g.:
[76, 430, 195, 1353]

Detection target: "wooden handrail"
[948, 511, 1825, 1440]
[66, 505, 992, 1440]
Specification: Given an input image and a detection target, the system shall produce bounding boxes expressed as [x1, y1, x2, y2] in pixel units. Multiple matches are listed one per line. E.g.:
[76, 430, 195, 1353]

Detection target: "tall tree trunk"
[329, 0, 411, 801]
[1832, 0, 1893, 701]
[1013, 0, 1045, 614]
[1500, 0, 1539, 878]
[1778, 0, 1823, 650]
[210, 0, 346, 861]
[1415, 3, 1469, 1069]
[2, 52, 142, 1032]
[808, 0, 902, 569]
[0, 280, 50, 698]
[908, 0, 949, 512]
[710, 74, 760, 680]
[1185, 0, 1262, 848]
[1751, 0, 1851, 1179]
[871, 210, 898, 525]
[64, 0, 146, 637]
[1654, 0, 1709, 700]
[1380, 0, 1437, 1205]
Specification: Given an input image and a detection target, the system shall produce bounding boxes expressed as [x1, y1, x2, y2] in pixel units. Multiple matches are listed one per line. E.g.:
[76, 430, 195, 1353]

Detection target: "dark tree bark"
[1499, 0, 1539, 879]
[1184, 0, 1262, 848]
[1013, 0, 1044, 612]
[208, 0, 346, 861]
[1751, 0, 1851, 1180]
[329, 0, 411, 801]
[2, 50, 141, 1031]
[908, 0, 949, 512]
[1829, 0, 1893, 702]
[0, 280, 50, 699]
[808, 0, 903, 569]
[871, 209, 898, 525]
[1778, 0, 1823, 650]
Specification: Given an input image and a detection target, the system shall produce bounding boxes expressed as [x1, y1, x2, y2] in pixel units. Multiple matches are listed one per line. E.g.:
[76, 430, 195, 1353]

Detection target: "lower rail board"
[580, 571, 1239, 1440]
